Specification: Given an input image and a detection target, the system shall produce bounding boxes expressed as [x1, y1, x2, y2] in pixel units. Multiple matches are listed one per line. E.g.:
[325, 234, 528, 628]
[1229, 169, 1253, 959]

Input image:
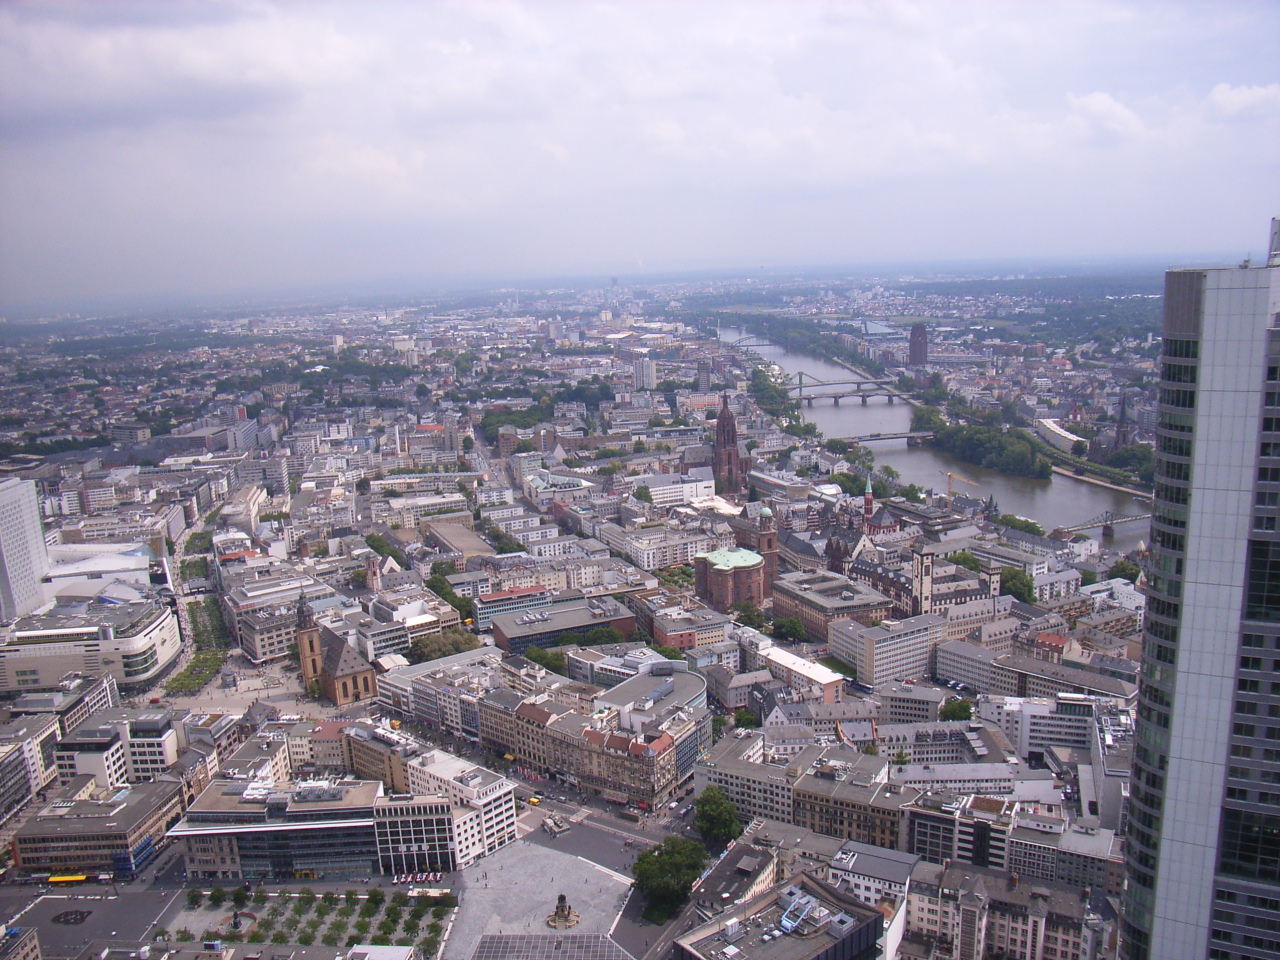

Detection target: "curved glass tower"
[1124, 221, 1280, 960]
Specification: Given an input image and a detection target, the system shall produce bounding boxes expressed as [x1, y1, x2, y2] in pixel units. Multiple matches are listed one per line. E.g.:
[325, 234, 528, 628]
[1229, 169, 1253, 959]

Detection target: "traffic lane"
[522, 819, 647, 877]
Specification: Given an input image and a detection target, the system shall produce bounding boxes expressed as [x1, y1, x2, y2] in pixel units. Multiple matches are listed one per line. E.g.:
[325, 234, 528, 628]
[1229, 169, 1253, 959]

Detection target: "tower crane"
[939, 470, 979, 499]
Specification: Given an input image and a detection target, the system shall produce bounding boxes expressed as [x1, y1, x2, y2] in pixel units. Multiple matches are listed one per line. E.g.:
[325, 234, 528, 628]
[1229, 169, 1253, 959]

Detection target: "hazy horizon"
[2, 1, 1277, 315]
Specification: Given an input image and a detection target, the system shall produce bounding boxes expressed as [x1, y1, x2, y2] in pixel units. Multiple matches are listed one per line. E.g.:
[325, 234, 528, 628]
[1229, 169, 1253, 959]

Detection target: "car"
[527, 797, 541, 805]
[556, 796, 568, 803]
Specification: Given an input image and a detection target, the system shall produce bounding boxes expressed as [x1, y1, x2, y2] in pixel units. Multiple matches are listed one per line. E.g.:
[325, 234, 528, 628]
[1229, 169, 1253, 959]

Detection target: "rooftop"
[698, 546, 764, 570]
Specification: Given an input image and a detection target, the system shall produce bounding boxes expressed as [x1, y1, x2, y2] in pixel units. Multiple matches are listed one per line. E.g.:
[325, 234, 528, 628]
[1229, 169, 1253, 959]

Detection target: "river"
[718, 327, 1148, 555]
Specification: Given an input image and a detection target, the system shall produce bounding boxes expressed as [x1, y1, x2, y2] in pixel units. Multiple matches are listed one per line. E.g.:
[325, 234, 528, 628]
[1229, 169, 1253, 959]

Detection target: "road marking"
[576, 857, 631, 885]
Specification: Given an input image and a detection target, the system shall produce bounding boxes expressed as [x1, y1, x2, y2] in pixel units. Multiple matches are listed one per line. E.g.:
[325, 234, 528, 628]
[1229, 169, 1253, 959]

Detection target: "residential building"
[906, 860, 1116, 960]
[7, 673, 120, 736]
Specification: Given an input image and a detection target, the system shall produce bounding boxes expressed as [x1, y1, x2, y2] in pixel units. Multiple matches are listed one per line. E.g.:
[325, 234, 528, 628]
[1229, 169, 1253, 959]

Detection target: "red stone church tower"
[714, 394, 741, 494]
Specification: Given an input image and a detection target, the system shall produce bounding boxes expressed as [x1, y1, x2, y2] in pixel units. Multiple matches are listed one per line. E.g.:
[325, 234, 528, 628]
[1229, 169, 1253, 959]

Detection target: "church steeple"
[296, 590, 315, 629]
[713, 393, 741, 494]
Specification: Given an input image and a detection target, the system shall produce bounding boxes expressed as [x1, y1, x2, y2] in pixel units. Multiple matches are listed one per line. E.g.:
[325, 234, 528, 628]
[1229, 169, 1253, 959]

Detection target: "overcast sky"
[1, 1, 1277, 312]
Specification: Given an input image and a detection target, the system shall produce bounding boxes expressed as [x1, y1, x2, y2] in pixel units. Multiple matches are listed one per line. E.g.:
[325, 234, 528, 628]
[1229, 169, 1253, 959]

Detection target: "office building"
[908, 323, 928, 366]
[771, 570, 893, 644]
[1122, 221, 1280, 960]
[170, 779, 476, 880]
[829, 614, 946, 687]
[673, 873, 883, 960]
[13, 779, 184, 878]
[0, 479, 48, 622]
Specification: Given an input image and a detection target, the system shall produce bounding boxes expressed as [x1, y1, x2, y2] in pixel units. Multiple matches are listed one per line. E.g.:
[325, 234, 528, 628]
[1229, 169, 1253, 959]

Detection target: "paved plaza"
[444, 836, 631, 960]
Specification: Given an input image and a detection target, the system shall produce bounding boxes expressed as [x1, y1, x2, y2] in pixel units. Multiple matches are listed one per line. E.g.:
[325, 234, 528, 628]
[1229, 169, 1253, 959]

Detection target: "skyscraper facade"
[1123, 220, 1280, 960]
[0, 479, 48, 621]
[633, 358, 657, 391]
[909, 323, 929, 365]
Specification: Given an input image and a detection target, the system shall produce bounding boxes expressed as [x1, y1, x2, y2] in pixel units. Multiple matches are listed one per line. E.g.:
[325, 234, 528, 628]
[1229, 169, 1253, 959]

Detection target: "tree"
[940, 698, 973, 721]
[632, 836, 708, 921]
[526, 644, 567, 674]
[998, 514, 1045, 538]
[734, 708, 760, 729]
[633, 485, 654, 504]
[1071, 439, 1089, 458]
[586, 625, 625, 646]
[712, 715, 727, 741]
[861, 742, 878, 756]
[209, 886, 227, 907]
[355, 477, 371, 495]
[896, 483, 926, 506]
[949, 551, 982, 573]
[1080, 569, 1098, 587]
[892, 748, 910, 766]
[731, 600, 768, 631]
[187, 888, 204, 909]
[232, 886, 250, 909]
[771, 617, 807, 642]
[409, 627, 481, 665]
[695, 786, 743, 846]
[461, 435, 474, 453]
[558, 631, 584, 647]
[1001, 566, 1036, 603]
[1108, 559, 1141, 584]
[652, 644, 685, 661]
[513, 439, 536, 454]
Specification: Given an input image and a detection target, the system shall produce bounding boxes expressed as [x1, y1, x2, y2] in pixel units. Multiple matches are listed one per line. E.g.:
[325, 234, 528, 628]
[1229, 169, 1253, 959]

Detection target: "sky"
[1, 1, 1278, 313]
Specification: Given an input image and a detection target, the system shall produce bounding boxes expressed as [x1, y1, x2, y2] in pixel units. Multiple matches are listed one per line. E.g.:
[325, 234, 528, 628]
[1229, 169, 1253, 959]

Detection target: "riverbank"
[1050, 466, 1153, 501]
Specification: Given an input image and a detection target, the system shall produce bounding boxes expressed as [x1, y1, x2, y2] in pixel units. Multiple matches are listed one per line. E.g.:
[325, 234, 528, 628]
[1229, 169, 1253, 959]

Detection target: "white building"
[0, 479, 49, 621]
[406, 748, 517, 864]
[1, 594, 182, 691]
[829, 614, 947, 687]
[976, 693, 1100, 760]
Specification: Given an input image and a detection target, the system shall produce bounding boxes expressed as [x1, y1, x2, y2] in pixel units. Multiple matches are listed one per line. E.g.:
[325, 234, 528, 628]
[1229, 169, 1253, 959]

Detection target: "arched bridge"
[785, 371, 904, 405]
[731, 335, 776, 348]
[1052, 509, 1153, 537]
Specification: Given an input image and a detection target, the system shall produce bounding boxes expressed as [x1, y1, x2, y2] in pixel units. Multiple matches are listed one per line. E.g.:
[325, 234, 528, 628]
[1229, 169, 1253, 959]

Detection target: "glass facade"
[1123, 257, 1280, 960]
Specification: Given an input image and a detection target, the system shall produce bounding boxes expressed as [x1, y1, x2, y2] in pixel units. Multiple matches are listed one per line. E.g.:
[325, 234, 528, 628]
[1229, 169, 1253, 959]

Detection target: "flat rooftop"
[677, 875, 880, 960]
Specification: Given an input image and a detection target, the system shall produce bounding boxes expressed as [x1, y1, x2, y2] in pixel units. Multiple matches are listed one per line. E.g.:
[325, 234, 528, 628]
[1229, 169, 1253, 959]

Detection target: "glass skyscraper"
[1124, 220, 1280, 960]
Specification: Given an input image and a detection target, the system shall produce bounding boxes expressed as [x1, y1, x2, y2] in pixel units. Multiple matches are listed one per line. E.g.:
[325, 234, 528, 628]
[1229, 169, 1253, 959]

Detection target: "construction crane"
[939, 470, 979, 499]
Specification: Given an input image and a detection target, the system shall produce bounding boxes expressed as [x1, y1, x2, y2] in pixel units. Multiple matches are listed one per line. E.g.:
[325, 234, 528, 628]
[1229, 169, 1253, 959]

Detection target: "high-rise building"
[697, 360, 712, 392]
[1122, 220, 1280, 960]
[633, 357, 657, 391]
[909, 323, 929, 365]
[0, 479, 48, 622]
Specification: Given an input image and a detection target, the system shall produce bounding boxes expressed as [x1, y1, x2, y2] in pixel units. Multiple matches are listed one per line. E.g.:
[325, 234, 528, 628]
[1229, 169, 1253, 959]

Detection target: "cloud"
[0, 1, 1277, 311]
[1208, 81, 1280, 118]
